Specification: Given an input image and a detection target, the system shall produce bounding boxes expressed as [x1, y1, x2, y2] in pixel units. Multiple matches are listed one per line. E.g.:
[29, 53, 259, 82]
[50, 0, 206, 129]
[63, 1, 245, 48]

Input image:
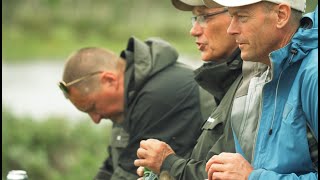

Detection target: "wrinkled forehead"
[192, 6, 226, 14]
[227, 2, 264, 15]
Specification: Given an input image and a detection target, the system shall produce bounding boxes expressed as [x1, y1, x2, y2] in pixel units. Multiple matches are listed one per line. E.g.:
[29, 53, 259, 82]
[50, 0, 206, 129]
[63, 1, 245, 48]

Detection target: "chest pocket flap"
[111, 126, 130, 148]
[202, 114, 223, 131]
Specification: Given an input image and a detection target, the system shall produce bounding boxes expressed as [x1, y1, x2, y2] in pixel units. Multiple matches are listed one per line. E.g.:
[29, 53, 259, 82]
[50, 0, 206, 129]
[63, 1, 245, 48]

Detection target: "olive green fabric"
[160, 48, 243, 180]
[94, 124, 132, 180]
[161, 75, 242, 180]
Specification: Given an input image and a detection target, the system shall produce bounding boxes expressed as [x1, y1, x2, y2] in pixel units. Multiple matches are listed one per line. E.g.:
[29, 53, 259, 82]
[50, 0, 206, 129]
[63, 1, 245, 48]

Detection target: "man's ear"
[100, 71, 118, 87]
[276, 4, 291, 28]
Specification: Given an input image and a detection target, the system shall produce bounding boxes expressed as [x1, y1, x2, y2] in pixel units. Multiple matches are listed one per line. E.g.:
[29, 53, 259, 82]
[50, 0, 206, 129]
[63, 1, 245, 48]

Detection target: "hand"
[134, 139, 175, 174]
[205, 152, 253, 180]
[136, 166, 144, 180]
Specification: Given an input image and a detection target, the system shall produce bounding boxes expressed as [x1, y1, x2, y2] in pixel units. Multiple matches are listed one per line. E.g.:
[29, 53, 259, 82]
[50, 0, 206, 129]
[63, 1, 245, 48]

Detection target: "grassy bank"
[2, 106, 112, 179]
[2, 26, 198, 63]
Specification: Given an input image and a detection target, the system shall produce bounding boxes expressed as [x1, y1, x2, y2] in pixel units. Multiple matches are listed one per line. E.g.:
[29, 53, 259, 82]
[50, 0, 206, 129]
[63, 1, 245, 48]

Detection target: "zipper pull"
[288, 49, 297, 64]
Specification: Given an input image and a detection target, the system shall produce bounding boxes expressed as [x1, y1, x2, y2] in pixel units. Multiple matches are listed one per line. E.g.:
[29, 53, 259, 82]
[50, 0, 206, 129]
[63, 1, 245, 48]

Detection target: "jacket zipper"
[268, 49, 297, 135]
[251, 67, 270, 163]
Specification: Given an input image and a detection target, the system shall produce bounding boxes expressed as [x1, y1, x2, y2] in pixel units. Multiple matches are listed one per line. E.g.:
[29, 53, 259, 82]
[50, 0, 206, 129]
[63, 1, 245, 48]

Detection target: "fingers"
[134, 158, 145, 167]
[205, 155, 218, 172]
[136, 166, 144, 177]
[135, 139, 159, 169]
[206, 153, 254, 180]
[207, 163, 226, 180]
[206, 153, 233, 179]
[139, 140, 147, 149]
[206, 152, 233, 171]
[140, 139, 159, 148]
[137, 145, 148, 159]
[208, 171, 228, 180]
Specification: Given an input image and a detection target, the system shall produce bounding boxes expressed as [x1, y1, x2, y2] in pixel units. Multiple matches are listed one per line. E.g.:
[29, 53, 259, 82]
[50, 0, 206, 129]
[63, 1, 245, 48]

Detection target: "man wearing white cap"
[205, 0, 318, 179]
[135, 0, 268, 179]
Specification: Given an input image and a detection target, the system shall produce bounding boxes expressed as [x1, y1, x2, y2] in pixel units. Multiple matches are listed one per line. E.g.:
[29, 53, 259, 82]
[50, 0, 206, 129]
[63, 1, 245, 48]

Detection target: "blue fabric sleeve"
[301, 51, 318, 142]
[249, 169, 318, 180]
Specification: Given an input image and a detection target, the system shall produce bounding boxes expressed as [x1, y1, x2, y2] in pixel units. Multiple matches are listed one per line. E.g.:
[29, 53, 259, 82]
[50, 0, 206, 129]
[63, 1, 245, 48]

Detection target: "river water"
[2, 61, 88, 121]
[2, 56, 203, 121]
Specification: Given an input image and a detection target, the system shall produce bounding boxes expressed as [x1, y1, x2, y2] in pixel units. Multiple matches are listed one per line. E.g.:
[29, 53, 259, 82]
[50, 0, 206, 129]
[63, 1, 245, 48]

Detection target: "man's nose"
[89, 113, 101, 124]
[190, 21, 203, 37]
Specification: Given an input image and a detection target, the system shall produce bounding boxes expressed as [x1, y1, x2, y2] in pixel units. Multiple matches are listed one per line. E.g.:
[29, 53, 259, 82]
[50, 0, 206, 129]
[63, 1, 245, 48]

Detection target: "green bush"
[2, 107, 112, 180]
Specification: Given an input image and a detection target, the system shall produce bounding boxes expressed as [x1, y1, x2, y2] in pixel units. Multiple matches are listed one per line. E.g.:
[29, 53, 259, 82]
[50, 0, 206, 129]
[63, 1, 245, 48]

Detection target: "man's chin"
[200, 54, 211, 62]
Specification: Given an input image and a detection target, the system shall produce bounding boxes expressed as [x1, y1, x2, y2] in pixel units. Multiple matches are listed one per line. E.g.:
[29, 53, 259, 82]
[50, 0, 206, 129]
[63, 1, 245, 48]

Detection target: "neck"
[278, 29, 297, 48]
[264, 26, 298, 66]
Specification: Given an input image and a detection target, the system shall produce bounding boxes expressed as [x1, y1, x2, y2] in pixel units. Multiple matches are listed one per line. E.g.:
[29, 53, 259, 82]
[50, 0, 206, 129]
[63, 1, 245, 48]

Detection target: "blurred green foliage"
[3, 0, 316, 63]
[2, 106, 112, 180]
[2, 0, 197, 62]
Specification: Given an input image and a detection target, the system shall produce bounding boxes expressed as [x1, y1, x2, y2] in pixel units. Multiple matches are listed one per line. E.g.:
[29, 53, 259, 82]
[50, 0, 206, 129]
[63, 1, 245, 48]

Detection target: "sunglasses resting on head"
[58, 71, 103, 98]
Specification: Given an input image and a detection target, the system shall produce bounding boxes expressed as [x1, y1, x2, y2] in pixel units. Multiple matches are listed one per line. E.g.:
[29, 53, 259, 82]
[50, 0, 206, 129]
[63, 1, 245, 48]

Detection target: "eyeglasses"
[191, 8, 228, 27]
[58, 71, 103, 98]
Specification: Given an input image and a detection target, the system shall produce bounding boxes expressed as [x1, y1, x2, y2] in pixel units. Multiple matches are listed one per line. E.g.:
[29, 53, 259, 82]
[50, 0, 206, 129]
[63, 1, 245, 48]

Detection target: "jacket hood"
[266, 7, 318, 144]
[270, 6, 318, 78]
[121, 36, 179, 101]
[290, 6, 318, 62]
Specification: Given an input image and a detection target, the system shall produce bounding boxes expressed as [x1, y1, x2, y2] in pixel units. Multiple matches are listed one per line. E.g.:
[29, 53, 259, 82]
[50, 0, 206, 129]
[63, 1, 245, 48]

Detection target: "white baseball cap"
[171, 0, 222, 11]
[204, 0, 306, 12]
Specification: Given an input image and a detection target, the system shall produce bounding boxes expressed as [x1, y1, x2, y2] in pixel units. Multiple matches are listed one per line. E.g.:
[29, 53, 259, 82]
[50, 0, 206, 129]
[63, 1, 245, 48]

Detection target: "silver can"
[6, 170, 28, 180]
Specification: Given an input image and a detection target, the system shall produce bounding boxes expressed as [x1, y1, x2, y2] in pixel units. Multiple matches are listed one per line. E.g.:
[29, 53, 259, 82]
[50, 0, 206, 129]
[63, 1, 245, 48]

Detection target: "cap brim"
[204, 0, 262, 7]
[171, 0, 194, 11]
[202, 0, 223, 8]
[203, 0, 306, 12]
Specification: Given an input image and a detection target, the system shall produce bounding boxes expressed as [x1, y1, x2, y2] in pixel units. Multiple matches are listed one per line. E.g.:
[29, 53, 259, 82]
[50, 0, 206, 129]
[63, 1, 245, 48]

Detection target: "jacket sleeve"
[301, 60, 318, 142]
[161, 154, 208, 180]
[249, 169, 318, 179]
[301, 53, 318, 171]
[160, 105, 236, 180]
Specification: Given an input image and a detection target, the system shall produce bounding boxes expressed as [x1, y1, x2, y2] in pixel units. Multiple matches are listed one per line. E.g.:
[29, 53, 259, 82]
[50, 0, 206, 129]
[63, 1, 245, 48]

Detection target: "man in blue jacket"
[205, 0, 318, 179]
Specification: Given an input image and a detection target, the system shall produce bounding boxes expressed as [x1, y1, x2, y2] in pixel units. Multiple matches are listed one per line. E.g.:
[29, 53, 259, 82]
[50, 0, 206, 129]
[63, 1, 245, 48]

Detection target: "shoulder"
[145, 64, 197, 93]
[299, 49, 318, 77]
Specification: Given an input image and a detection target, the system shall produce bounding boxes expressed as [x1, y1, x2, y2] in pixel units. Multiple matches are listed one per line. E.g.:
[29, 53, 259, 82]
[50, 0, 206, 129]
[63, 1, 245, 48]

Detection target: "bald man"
[58, 36, 215, 180]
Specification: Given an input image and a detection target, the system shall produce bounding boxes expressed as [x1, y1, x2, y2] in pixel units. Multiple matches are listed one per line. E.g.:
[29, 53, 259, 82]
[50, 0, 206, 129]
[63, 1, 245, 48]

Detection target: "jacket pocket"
[282, 102, 303, 125]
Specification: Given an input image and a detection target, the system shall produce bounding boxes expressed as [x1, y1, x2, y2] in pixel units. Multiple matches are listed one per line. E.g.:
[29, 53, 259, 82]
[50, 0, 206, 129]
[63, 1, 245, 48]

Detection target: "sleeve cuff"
[160, 154, 181, 172]
[249, 169, 264, 180]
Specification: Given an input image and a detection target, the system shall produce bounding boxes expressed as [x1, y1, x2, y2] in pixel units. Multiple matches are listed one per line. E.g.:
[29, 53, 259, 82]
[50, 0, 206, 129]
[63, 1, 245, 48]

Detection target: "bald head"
[62, 47, 126, 95]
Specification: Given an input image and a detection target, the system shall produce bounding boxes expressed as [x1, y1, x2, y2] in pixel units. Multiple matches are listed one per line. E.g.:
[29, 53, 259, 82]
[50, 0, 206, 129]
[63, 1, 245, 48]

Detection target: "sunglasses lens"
[58, 82, 69, 98]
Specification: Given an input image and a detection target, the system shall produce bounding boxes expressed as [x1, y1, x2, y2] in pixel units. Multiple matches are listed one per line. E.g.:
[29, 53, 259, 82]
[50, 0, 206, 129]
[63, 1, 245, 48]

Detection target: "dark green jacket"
[94, 36, 215, 180]
[160, 49, 243, 180]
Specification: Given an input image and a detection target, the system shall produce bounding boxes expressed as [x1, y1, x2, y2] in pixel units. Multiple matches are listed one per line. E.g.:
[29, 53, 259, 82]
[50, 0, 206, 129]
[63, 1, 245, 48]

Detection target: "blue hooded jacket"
[248, 6, 318, 179]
